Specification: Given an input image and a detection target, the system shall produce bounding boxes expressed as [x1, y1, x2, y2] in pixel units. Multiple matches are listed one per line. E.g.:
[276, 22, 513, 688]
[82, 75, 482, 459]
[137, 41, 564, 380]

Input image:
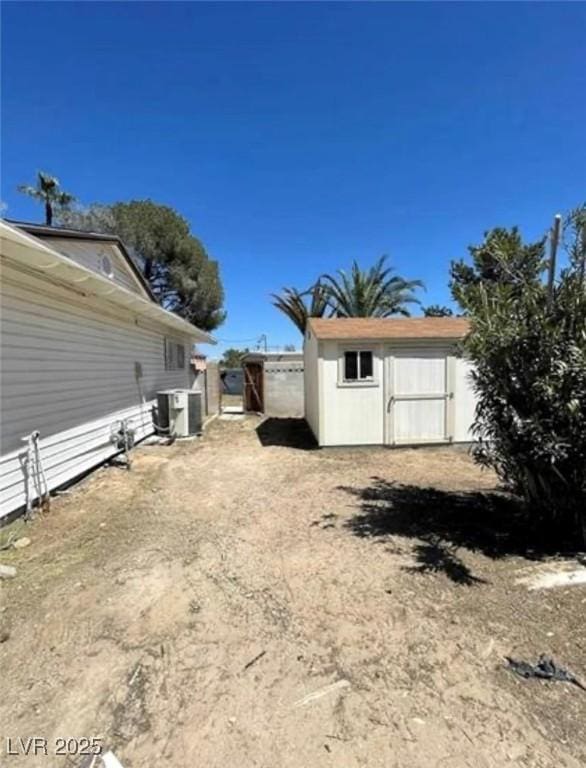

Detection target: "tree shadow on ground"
[256, 418, 318, 451]
[339, 477, 562, 586]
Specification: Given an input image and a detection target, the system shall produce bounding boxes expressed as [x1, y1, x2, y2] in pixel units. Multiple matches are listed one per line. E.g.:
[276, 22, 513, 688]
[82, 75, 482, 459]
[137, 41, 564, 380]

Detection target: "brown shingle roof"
[307, 317, 470, 340]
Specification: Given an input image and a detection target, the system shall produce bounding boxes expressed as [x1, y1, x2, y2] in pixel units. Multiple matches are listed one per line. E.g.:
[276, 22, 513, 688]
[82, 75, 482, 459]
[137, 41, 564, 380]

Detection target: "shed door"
[387, 351, 450, 444]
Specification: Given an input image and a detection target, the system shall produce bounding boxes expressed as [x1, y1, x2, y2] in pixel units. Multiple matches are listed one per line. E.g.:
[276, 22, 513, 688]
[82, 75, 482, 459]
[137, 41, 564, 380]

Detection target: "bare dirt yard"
[1, 416, 585, 768]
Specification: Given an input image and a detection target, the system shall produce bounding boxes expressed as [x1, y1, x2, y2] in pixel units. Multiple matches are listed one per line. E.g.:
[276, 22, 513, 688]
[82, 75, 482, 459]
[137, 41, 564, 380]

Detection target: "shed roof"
[307, 317, 470, 341]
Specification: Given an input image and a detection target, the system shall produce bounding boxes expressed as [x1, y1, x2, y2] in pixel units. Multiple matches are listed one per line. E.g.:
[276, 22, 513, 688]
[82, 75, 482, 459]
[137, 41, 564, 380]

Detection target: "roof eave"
[0, 220, 216, 344]
[315, 336, 466, 342]
[8, 219, 157, 302]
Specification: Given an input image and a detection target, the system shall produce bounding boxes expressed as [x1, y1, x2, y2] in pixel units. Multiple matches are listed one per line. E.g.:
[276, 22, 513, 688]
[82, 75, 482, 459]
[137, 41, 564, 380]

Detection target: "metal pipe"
[547, 214, 562, 306]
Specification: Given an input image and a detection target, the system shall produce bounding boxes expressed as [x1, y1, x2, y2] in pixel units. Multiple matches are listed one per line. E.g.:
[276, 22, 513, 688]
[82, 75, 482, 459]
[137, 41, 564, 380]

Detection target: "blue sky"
[2, 2, 585, 355]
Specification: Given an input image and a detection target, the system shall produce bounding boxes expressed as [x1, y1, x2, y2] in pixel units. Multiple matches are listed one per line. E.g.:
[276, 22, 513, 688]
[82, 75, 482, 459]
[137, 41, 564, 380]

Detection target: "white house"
[0, 220, 214, 521]
[303, 317, 476, 447]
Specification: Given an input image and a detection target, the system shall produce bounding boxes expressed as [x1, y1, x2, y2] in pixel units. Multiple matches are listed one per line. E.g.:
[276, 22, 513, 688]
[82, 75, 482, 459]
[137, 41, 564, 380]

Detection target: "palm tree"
[17, 172, 75, 226]
[321, 256, 423, 317]
[271, 280, 331, 334]
[424, 304, 453, 317]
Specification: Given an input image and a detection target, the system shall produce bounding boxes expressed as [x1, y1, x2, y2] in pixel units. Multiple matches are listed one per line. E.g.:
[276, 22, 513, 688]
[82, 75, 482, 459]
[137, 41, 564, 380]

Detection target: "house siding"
[0, 261, 195, 520]
[47, 238, 147, 297]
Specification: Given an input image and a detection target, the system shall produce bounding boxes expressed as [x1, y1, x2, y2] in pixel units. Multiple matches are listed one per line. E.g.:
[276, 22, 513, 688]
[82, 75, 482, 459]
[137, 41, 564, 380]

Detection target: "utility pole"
[578, 216, 586, 284]
[257, 334, 268, 352]
[547, 213, 562, 307]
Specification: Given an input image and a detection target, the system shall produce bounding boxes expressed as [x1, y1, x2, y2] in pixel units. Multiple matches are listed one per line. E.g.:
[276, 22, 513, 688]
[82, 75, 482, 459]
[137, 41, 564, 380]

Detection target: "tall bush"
[451, 209, 586, 543]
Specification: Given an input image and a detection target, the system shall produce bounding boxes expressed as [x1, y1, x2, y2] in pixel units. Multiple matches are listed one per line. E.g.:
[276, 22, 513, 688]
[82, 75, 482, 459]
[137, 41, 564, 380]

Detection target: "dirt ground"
[221, 393, 243, 409]
[1, 415, 585, 768]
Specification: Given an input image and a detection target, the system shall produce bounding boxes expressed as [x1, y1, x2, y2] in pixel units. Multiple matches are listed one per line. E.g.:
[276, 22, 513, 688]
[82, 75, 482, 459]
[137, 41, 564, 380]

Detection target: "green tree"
[321, 256, 423, 318]
[271, 280, 331, 334]
[424, 304, 453, 317]
[17, 171, 76, 226]
[220, 347, 249, 367]
[58, 203, 114, 233]
[450, 227, 546, 313]
[59, 200, 226, 331]
[452, 214, 586, 544]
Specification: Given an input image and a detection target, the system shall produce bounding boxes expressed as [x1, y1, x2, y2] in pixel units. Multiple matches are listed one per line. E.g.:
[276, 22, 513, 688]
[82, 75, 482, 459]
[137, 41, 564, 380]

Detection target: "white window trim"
[337, 345, 379, 388]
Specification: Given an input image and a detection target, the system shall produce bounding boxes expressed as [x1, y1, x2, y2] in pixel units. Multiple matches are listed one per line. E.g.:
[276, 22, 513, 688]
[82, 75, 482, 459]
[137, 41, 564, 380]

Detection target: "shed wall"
[320, 341, 384, 446]
[453, 358, 477, 442]
[0, 261, 195, 519]
[303, 332, 320, 442]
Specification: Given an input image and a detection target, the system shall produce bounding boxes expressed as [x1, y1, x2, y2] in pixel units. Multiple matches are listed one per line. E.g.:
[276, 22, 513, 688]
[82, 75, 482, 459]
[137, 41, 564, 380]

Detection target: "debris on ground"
[515, 562, 586, 590]
[293, 679, 351, 707]
[0, 564, 17, 579]
[79, 752, 125, 768]
[505, 655, 586, 691]
[0, 521, 26, 551]
[13, 536, 31, 550]
[243, 649, 266, 671]
[527, 570, 586, 590]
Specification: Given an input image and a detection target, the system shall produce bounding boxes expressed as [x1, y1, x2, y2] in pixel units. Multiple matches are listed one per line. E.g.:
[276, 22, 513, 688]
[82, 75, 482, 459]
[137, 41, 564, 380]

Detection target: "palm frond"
[17, 171, 76, 225]
[272, 281, 331, 334]
[321, 255, 424, 317]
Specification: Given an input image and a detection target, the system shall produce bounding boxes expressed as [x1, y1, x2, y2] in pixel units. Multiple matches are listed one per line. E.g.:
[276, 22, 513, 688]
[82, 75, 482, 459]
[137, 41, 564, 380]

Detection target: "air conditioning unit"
[156, 390, 203, 438]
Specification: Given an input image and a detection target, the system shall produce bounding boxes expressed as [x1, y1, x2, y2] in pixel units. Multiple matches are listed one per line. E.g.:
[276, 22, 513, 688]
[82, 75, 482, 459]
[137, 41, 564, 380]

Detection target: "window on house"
[343, 350, 374, 381]
[164, 339, 186, 370]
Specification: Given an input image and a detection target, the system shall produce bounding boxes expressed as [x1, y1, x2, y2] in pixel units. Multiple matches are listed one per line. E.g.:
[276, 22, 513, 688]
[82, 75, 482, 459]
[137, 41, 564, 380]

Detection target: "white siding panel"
[393, 353, 446, 395]
[394, 399, 446, 441]
[303, 331, 320, 442]
[454, 358, 477, 442]
[47, 238, 146, 297]
[0, 262, 195, 520]
[320, 341, 384, 446]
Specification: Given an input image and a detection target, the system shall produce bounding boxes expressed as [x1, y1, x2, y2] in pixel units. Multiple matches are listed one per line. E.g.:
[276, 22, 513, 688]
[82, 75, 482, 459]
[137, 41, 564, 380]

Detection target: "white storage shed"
[304, 317, 476, 447]
[0, 219, 214, 521]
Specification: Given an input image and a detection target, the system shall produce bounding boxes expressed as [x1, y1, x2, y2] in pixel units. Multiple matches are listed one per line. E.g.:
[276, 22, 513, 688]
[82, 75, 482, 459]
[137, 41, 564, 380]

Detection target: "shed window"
[343, 350, 374, 381]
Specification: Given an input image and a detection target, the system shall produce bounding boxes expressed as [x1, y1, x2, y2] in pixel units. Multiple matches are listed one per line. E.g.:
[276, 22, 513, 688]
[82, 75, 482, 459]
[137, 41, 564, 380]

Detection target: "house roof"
[5, 219, 156, 302]
[307, 317, 470, 341]
[0, 219, 215, 344]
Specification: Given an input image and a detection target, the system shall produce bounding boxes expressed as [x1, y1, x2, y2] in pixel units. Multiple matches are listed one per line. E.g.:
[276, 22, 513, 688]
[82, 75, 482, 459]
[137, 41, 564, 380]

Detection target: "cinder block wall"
[264, 361, 304, 417]
[205, 361, 220, 416]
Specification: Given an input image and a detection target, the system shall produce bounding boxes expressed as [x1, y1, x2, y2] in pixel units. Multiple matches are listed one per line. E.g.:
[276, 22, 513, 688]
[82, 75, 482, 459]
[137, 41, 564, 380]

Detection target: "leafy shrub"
[451, 209, 586, 544]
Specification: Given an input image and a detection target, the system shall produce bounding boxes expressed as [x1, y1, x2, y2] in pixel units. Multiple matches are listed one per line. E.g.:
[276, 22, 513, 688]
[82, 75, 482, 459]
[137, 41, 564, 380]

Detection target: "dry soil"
[1, 416, 585, 768]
